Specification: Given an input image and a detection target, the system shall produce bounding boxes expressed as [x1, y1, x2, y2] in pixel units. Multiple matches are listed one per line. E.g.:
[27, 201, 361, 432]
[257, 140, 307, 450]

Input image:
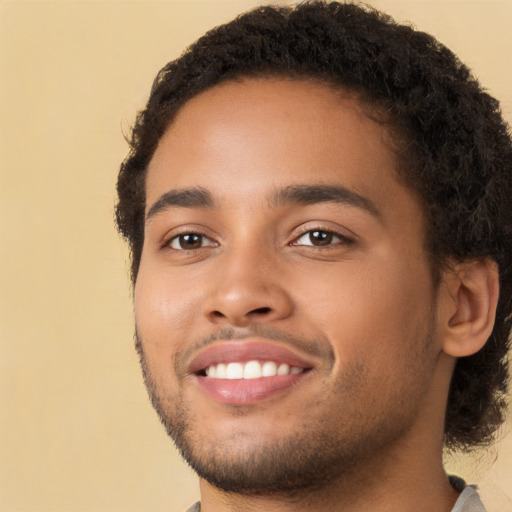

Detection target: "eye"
[167, 233, 216, 250]
[292, 229, 352, 247]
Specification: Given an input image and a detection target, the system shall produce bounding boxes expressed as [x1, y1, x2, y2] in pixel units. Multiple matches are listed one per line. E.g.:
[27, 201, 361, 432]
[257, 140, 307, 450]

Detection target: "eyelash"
[162, 226, 354, 252]
[162, 231, 217, 251]
[290, 227, 355, 249]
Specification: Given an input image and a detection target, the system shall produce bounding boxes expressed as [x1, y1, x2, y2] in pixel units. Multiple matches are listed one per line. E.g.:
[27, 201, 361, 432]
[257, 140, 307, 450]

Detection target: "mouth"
[189, 340, 315, 405]
[201, 360, 306, 379]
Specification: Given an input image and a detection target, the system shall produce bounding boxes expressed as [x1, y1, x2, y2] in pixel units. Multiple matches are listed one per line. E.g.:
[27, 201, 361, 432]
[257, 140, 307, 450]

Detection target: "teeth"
[277, 363, 290, 375]
[216, 363, 227, 378]
[261, 361, 277, 377]
[226, 362, 244, 379]
[204, 361, 305, 379]
[244, 360, 262, 379]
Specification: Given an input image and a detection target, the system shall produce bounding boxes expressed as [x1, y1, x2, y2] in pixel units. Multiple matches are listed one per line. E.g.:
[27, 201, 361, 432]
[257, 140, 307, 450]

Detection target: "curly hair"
[116, 1, 512, 451]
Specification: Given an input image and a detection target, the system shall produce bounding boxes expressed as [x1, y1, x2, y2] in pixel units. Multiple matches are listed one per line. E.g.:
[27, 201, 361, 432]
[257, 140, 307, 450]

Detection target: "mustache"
[172, 324, 335, 377]
[136, 324, 335, 379]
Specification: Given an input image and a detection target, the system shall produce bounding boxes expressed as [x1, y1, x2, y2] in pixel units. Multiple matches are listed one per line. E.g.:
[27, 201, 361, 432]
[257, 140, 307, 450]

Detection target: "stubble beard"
[135, 324, 436, 497]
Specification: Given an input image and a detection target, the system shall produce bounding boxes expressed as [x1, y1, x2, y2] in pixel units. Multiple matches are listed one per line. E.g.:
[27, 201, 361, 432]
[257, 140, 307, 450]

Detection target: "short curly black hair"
[116, 1, 512, 451]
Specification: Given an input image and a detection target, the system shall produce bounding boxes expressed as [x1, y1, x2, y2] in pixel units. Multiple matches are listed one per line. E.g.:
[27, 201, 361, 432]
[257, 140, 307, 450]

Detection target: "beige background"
[1, 1, 511, 511]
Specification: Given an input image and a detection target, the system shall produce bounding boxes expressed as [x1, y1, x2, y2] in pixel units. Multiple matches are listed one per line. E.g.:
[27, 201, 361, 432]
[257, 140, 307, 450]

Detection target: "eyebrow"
[146, 186, 214, 220]
[146, 183, 381, 221]
[271, 184, 381, 218]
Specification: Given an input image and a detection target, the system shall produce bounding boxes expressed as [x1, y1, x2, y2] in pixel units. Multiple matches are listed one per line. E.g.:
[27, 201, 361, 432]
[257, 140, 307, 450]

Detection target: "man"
[116, 2, 512, 511]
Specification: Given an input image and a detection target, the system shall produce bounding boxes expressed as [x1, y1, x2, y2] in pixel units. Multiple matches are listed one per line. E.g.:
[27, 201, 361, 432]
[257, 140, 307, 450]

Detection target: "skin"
[134, 78, 496, 511]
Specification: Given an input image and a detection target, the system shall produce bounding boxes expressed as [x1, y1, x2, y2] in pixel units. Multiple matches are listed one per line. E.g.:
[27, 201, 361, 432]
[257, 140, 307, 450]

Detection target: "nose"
[202, 246, 293, 327]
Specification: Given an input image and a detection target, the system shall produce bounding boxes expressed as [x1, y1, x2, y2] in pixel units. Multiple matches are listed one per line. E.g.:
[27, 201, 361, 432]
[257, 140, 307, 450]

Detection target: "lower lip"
[195, 373, 309, 405]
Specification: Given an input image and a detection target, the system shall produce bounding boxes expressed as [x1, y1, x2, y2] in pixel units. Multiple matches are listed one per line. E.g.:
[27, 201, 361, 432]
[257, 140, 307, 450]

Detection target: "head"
[116, 0, 511, 479]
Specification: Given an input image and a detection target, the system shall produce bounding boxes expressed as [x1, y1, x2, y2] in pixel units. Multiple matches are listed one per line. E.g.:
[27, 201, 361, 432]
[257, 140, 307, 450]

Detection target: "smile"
[204, 360, 305, 379]
[189, 339, 315, 405]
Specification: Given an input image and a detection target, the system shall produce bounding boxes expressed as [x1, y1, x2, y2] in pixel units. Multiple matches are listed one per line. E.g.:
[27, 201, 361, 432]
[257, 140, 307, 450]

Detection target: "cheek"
[134, 259, 203, 368]
[293, 255, 434, 365]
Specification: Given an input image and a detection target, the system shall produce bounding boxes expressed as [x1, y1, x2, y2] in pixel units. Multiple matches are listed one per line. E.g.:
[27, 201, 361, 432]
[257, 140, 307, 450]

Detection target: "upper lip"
[188, 339, 317, 375]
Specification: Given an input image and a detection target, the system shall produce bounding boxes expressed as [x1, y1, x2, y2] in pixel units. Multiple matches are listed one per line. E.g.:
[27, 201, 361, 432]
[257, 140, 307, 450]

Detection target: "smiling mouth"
[201, 360, 306, 379]
[189, 340, 315, 404]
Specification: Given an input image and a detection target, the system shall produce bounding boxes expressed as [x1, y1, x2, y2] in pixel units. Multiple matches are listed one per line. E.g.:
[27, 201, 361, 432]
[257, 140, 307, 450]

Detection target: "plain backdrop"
[1, 1, 511, 511]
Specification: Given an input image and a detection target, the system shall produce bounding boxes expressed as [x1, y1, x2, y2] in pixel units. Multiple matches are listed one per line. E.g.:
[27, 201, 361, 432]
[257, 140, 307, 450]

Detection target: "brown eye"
[168, 233, 214, 250]
[308, 230, 333, 246]
[292, 229, 353, 248]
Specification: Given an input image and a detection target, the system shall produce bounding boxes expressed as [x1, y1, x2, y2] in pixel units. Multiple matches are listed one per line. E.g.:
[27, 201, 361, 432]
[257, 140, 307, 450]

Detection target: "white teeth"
[226, 362, 244, 379]
[261, 361, 277, 377]
[204, 361, 305, 379]
[244, 360, 262, 379]
[216, 363, 227, 378]
[277, 363, 290, 375]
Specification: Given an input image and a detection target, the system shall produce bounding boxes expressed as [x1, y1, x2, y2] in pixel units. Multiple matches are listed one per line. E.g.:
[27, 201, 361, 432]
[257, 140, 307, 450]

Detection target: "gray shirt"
[451, 486, 487, 512]
[184, 486, 486, 511]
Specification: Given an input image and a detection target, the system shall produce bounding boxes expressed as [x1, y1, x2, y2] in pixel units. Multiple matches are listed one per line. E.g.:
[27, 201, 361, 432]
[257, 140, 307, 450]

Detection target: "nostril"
[207, 306, 273, 324]
[251, 307, 271, 315]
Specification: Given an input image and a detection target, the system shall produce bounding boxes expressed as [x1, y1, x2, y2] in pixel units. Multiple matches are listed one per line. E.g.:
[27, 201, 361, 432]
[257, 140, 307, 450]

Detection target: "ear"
[439, 258, 499, 358]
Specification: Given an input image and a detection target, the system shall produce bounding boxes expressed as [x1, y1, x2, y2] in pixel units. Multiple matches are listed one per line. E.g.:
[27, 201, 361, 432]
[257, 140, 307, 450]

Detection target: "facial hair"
[135, 322, 436, 497]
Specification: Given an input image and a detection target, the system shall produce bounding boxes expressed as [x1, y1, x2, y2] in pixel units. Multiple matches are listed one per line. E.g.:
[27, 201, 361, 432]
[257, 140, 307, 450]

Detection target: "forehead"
[146, 78, 417, 221]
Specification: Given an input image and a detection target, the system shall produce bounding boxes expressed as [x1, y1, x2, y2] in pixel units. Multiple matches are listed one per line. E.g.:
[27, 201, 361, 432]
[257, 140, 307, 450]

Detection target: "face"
[135, 78, 445, 494]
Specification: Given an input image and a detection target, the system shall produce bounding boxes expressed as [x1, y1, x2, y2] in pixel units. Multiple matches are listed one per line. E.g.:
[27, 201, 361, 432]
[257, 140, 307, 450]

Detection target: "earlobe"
[440, 258, 499, 358]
